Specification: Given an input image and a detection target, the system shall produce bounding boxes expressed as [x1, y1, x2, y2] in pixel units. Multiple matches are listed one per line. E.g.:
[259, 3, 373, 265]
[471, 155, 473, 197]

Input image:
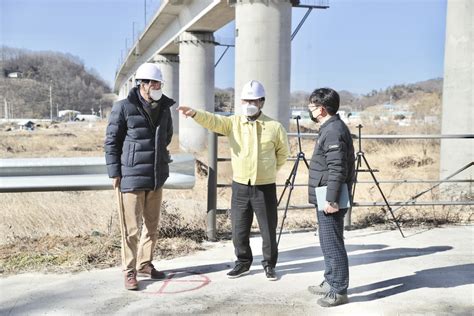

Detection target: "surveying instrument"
[351, 124, 405, 237]
[277, 116, 309, 245]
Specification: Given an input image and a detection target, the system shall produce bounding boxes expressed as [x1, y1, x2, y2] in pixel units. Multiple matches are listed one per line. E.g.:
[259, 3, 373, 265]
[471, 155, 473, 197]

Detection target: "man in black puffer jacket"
[105, 62, 174, 290]
[306, 88, 355, 307]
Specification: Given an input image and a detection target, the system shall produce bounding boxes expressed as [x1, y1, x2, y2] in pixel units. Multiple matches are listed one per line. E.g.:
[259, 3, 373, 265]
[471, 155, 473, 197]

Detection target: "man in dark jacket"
[105, 62, 174, 290]
[306, 88, 355, 307]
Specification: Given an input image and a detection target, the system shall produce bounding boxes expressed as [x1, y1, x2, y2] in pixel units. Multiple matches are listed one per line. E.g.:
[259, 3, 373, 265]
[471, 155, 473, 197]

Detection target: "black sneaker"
[317, 292, 349, 307]
[264, 266, 277, 281]
[227, 264, 250, 279]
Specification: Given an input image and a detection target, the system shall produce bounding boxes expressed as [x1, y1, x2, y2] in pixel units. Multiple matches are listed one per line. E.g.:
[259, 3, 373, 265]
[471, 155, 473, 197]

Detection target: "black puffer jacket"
[308, 114, 355, 205]
[105, 87, 175, 192]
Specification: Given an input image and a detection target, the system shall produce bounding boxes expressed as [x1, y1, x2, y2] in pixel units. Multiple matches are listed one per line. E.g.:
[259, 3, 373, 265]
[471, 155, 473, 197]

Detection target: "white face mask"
[149, 89, 162, 101]
[242, 102, 259, 117]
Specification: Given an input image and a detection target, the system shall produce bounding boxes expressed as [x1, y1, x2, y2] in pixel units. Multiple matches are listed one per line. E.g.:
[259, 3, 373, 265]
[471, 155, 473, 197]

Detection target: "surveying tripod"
[277, 116, 309, 245]
[351, 124, 405, 238]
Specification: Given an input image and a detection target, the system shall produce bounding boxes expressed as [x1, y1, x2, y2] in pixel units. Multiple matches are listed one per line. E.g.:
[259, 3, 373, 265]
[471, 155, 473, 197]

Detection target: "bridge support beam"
[440, 0, 473, 193]
[155, 54, 180, 134]
[178, 32, 215, 152]
[234, 0, 292, 130]
[123, 78, 134, 99]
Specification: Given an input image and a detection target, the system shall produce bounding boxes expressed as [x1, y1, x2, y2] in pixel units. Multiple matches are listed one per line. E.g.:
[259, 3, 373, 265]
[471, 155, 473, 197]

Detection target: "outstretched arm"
[177, 105, 196, 118]
[177, 105, 232, 136]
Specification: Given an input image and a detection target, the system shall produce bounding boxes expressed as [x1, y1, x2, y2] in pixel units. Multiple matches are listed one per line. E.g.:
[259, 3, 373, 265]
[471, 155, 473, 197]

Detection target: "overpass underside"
[114, 0, 328, 153]
[114, 0, 473, 193]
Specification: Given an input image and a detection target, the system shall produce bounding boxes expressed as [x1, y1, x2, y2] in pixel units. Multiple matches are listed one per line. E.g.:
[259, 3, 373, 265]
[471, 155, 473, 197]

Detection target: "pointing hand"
[177, 106, 196, 118]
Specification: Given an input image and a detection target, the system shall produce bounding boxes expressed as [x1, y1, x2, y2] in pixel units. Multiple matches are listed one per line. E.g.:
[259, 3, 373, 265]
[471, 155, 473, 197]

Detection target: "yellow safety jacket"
[193, 110, 289, 185]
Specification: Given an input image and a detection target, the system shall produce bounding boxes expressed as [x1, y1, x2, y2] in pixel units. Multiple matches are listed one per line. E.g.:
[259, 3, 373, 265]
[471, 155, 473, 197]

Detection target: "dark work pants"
[317, 208, 349, 295]
[231, 181, 278, 268]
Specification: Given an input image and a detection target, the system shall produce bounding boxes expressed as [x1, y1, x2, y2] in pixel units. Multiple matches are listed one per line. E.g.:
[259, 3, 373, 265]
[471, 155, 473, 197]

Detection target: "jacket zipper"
[153, 125, 161, 190]
[137, 105, 159, 190]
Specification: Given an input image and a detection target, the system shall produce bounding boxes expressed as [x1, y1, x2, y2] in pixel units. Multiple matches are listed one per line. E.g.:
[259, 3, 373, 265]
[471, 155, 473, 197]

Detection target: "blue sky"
[1, 0, 446, 94]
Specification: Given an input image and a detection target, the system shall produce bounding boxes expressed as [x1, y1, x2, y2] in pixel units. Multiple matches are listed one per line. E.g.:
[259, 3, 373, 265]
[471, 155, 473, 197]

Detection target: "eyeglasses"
[308, 103, 323, 111]
[141, 79, 163, 87]
[242, 100, 260, 105]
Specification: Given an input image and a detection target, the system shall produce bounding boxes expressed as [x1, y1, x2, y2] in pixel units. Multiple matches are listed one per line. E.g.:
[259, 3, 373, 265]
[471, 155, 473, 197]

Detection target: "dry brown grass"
[1, 121, 106, 157]
[0, 120, 471, 275]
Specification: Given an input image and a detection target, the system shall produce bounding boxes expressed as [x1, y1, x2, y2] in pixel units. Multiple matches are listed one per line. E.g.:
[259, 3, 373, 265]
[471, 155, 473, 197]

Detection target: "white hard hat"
[135, 63, 164, 82]
[240, 80, 265, 100]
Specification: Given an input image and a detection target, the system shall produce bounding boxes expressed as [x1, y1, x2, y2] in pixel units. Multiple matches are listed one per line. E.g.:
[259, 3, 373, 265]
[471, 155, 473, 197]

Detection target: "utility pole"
[4, 98, 8, 120]
[132, 21, 136, 43]
[49, 84, 53, 121]
[144, 0, 147, 26]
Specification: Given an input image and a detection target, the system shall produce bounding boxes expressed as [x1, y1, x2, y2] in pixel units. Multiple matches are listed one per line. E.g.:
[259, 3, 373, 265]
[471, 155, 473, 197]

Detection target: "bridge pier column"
[155, 54, 180, 134]
[177, 32, 215, 153]
[122, 83, 128, 99]
[119, 85, 127, 99]
[234, 0, 292, 130]
[125, 78, 134, 98]
[440, 0, 473, 194]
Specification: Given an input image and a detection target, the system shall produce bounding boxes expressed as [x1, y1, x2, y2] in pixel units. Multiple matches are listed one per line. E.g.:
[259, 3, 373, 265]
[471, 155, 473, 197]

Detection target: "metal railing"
[0, 154, 196, 192]
[205, 132, 474, 240]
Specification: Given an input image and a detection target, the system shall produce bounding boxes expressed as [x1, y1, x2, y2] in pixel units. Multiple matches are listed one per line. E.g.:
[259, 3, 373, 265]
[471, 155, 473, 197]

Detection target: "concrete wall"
[234, 0, 292, 130]
[178, 32, 215, 153]
[440, 0, 473, 192]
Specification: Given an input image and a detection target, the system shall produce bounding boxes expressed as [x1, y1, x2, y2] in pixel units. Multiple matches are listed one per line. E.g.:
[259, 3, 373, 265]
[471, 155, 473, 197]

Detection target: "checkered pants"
[317, 208, 349, 294]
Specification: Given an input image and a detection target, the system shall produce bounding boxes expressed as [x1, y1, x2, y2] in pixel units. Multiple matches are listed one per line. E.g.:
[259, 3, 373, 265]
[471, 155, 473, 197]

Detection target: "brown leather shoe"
[138, 264, 166, 279]
[124, 271, 138, 290]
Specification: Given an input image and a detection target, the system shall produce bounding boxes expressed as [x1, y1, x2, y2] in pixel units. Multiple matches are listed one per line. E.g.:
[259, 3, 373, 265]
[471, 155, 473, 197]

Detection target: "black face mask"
[308, 109, 318, 123]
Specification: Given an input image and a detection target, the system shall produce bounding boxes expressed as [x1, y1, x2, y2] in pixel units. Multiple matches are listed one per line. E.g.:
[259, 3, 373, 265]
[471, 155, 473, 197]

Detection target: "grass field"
[0, 120, 471, 274]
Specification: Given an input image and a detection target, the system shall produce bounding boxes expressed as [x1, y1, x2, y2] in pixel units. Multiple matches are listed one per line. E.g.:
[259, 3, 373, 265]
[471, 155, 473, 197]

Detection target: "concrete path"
[1, 225, 473, 315]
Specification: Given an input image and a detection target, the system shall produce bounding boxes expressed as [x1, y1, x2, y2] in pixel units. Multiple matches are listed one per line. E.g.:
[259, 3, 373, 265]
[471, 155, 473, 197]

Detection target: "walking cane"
[115, 185, 127, 244]
[116, 186, 123, 212]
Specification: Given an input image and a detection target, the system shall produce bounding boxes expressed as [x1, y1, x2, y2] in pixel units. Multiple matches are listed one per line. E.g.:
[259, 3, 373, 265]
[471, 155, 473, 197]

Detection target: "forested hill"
[1, 46, 443, 120]
[1, 46, 113, 119]
[291, 79, 443, 110]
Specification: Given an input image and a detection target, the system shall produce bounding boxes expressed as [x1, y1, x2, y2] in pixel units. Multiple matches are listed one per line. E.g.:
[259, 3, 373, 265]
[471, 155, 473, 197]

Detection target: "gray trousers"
[231, 181, 278, 268]
[317, 208, 349, 294]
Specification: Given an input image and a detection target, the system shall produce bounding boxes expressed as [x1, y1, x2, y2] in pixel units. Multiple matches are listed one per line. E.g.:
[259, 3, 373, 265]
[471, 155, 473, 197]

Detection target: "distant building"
[17, 120, 35, 131]
[58, 110, 81, 121]
[291, 109, 351, 124]
[58, 110, 81, 117]
[290, 109, 310, 120]
[338, 110, 350, 123]
[383, 103, 396, 111]
[347, 111, 362, 125]
[75, 114, 101, 122]
[7, 72, 22, 78]
[423, 116, 439, 124]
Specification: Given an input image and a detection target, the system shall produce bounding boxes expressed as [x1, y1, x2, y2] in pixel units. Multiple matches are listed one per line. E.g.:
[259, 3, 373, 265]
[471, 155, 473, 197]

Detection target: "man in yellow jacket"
[178, 80, 289, 280]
